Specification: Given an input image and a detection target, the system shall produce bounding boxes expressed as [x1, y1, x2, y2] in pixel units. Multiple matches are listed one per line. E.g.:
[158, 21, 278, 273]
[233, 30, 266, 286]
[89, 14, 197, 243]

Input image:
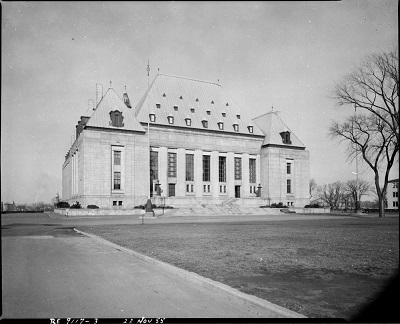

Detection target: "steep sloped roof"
[85, 88, 145, 132]
[133, 74, 264, 136]
[252, 111, 306, 148]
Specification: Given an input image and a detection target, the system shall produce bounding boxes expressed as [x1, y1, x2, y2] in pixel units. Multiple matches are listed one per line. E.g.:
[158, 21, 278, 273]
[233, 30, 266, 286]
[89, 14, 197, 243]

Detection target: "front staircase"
[168, 204, 284, 216]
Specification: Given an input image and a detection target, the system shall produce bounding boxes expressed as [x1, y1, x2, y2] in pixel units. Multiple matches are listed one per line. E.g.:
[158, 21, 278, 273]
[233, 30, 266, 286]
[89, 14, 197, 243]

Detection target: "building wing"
[85, 87, 145, 132]
[133, 74, 264, 136]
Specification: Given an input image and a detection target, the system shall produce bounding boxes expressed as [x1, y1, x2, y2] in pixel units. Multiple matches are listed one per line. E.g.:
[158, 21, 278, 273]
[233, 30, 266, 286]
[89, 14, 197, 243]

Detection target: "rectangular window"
[393, 192, 399, 197]
[287, 179, 291, 194]
[168, 153, 177, 178]
[287, 163, 291, 174]
[186, 184, 194, 193]
[114, 172, 121, 190]
[114, 151, 121, 165]
[118, 201, 122, 206]
[186, 154, 194, 181]
[234, 157, 242, 180]
[150, 151, 158, 180]
[219, 156, 226, 182]
[203, 155, 210, 182]
[249, 159, 256, 183]
[113, 201, 117, 206]
[168, 183, 175, 197]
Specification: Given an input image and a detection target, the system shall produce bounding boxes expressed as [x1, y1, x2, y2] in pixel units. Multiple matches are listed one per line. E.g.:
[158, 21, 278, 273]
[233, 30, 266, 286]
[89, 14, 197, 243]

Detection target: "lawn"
[77, 216, 399, 320]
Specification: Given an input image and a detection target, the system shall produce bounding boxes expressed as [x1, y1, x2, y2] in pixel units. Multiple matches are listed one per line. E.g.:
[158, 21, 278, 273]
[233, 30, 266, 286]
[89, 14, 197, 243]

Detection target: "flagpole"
[354, 103, 360, 213]
[147, 60, 150, 199]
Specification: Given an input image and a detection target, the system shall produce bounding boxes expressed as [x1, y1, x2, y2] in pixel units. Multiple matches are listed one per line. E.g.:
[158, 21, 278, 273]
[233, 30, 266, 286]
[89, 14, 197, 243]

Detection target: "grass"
[77, 216, 399, 319]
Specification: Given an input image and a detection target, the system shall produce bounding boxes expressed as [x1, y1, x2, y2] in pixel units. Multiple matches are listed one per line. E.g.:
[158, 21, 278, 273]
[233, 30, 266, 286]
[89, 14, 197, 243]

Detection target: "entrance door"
[235, 185, 241, 198]
[168, 183, 176, 197]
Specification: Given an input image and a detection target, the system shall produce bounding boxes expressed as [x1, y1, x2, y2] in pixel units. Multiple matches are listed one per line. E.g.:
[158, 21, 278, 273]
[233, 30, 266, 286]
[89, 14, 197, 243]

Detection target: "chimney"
[96, 84, 103, 108]
[88, 99, 95, 111]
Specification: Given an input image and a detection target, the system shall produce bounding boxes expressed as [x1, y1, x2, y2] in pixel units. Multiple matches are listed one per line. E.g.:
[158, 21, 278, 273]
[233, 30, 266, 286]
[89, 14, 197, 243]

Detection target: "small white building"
[387, 179, 399, 209]
[62, 74, 310, 209]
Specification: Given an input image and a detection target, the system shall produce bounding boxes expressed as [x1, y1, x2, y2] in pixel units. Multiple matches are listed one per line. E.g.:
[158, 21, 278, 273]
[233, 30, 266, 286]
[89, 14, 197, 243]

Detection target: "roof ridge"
[253, 111, 280, 120]
[157, 73, 221, 86]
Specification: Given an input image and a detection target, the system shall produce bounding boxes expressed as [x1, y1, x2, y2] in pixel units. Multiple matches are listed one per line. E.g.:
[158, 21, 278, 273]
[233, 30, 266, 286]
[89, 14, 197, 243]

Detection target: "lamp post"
[257, 183, 262, 198]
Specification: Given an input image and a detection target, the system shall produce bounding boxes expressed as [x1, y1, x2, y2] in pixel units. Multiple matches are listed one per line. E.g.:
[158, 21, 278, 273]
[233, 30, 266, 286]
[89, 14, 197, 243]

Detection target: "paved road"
[1, 213, 306, 319]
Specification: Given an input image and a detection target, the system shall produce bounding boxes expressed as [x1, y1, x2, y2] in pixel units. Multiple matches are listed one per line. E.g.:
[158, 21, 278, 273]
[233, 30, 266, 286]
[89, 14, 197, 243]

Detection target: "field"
[78, 216, 399, 320]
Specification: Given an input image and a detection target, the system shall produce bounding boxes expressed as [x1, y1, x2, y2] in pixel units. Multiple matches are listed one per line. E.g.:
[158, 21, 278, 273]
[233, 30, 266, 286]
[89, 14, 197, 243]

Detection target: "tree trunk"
[378, 193, 386, 218]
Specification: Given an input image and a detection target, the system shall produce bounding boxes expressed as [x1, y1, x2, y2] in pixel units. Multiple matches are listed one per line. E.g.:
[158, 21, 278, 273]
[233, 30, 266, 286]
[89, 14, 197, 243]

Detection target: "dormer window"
[202, 119, 208, 128]
[185, 117, 192, 126]
[174, 105, 178, 111]
[109, 110, 124, 127]
[211, 100, 214, 104]
[217, 122, 224, 130]
[226, 103, 229, 106]
[156, 103, 161, 108]
[236, 114, 241, 119]
[180, 96, 183, 99]
[233, 123, 239, 132]
[149, 113, 156, 122]
[163, 93, 166, 97]
[195, 98, 199, 102]
[280, 131, 292, 144]
[167, 115, 174, 125]
[222, 112, 226, 117]
[190, 108, 195, 113]
[206, 110, 211, 115]
[247, 125, 253, 133]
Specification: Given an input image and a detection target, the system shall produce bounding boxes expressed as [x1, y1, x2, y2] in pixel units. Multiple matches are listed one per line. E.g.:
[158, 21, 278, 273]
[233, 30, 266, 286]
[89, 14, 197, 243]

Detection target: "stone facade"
[61, 74, 311, 209]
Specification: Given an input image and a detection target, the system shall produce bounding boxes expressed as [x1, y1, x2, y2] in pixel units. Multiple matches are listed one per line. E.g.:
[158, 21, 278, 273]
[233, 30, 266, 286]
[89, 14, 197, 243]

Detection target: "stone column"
[195, 149, 203, 198]
[158, 147, 168, 197]
[177, 148, 185, 197]
[211, 151, 219, 199]
[227, 152, 234, 198]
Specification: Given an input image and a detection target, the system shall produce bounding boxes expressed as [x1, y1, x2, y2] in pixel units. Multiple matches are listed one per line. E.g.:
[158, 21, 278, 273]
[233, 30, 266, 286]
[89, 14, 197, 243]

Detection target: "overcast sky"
[1, 1, 398, 204]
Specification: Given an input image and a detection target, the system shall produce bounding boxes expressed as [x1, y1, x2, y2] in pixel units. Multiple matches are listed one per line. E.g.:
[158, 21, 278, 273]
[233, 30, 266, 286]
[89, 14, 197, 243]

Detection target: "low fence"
[289, 207, 331, 214]
[54, 208, 170, 217]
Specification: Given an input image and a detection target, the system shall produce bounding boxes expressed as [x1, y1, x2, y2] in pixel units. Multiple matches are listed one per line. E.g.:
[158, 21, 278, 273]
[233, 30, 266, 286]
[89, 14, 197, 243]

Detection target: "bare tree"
[317, 181, 345, 209]
[330, 113, 398, 217]
[330, 49, 399, 217]
[332, 48, 399, 146]
[344, 179, 373, 209]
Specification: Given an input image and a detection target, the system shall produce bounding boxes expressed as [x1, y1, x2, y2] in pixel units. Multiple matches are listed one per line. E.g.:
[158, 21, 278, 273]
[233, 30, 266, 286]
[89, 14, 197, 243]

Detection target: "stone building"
[62, 74, 310, 209]
[387, 179, 399, 209]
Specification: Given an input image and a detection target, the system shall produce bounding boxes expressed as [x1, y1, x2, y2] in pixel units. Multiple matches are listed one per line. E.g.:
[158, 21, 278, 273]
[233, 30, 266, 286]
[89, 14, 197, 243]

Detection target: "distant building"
[62, 74, 310, 209]
[387, 179, 399, 209]
[3, 202, 16, 212]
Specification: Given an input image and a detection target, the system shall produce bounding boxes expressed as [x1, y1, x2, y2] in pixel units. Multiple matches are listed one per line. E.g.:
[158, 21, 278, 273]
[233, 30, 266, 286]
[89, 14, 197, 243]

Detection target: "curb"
[75, 228, 306, 318]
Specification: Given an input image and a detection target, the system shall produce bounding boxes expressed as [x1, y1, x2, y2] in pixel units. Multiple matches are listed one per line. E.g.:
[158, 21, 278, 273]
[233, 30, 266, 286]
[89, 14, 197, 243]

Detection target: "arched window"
[109, 110, 124, 127]
[280, 131, 292, 144]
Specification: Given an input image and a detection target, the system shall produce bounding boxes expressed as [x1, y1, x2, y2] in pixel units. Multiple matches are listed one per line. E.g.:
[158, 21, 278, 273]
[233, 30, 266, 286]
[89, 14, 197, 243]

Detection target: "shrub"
[87, 205, 99, 209]
[56, 201, 70, 208]
[70, 202, 81, 209]
[305, 203, 321, 208]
